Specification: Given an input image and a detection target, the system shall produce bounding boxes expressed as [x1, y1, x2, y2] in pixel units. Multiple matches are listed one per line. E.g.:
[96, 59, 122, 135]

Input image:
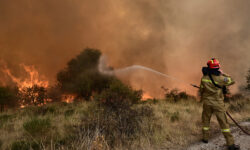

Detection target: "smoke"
[1, 0, 250, 96]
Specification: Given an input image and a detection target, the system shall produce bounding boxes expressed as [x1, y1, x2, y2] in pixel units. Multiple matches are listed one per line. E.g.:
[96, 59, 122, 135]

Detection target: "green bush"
[95, 79, 142, 110]
[0, 114, 13, 123]
[64, 109, 75, 117]
[20, 104, 58, 117]
[229, 93, 245, 102]
[11, 140, 40, 150]
[57, 48, 117, 100]
[0, 114, 14, 128]
[11, 141, 30, 150]
[164, 89, 196, 102]
[228, 93, 250, 112]
[170, 112, 180, 122]
[35, 105, 57, 115]
[23, 118, 51, 137]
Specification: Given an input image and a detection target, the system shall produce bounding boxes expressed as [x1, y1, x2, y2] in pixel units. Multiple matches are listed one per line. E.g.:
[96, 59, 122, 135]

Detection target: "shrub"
[35, 105, 57, 115]
[229, 93, 245, 102]
[170, 112, 180, 122]
[77, 105, 154, 148]
[11, 141, 30, 150]
[95, 79, 142, 110]
[164, 89, 196, 102]
[228, 94, 250, 112]
[64, 109, 75, 117]
[23, 118, 51, 137]
[65, 82, 154, 148]
[57, 48, 117, 100]
[0, 114, 13, 128]
[11, 140, 40, 150]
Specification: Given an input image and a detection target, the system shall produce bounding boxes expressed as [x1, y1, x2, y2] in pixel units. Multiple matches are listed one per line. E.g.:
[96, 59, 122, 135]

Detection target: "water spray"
[98, 56, 196, 87]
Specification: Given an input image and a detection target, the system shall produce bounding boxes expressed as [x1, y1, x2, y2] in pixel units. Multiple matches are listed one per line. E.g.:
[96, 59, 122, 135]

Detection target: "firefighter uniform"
[200, 73, 235, 146]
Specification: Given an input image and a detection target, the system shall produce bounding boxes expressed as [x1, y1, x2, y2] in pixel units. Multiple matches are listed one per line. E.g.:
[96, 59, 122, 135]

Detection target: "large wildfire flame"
[0, 62, 50, 107]
[1, 64, 49, 90]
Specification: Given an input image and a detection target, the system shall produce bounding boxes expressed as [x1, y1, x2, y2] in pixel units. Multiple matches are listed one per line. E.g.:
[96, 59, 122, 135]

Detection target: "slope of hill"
[0, 97, 249, 150]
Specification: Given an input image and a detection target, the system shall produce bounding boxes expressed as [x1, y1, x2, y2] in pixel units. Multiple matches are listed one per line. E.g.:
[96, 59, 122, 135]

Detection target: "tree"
[0, 86, 18, 112]
[246, 68, 250, 90]
[57, 48, 116, 100]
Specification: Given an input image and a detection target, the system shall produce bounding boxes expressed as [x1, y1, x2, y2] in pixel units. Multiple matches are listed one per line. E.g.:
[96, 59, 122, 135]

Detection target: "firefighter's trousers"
[202, 104, 234, 146]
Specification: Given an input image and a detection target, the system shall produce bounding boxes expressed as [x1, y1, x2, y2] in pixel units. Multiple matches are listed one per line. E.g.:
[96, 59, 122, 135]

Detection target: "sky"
[0, 0, 250, 96]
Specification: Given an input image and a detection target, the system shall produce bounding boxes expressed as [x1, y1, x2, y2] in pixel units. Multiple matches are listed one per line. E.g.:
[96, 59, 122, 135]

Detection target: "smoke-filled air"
[1, 0, 250, 97]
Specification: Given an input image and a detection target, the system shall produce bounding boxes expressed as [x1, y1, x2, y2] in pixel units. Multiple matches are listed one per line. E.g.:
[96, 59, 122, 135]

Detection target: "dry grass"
[0, 98, 249, 150]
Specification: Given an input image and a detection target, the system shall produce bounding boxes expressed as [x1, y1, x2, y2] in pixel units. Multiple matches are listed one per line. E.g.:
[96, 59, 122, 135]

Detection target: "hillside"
[0, 96, 249, 150]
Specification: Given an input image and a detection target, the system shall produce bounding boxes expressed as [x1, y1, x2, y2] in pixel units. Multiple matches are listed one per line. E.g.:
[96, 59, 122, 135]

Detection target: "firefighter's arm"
[219, 70, 235, 86]
[222, 74, 235, 86]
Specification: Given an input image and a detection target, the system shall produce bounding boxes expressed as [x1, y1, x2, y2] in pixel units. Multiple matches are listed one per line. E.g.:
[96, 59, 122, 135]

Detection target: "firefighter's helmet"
[207, 58, 220, 69]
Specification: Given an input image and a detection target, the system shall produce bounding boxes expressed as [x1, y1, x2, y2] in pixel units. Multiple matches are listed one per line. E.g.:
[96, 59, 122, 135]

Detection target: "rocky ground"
[186, 122, 250, 150]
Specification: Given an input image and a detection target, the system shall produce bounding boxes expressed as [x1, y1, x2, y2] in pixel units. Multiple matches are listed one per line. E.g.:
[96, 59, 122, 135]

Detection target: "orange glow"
[142, 93, 153, 100]
[2, 64, 49, 90]
[62, 94, 76, 103]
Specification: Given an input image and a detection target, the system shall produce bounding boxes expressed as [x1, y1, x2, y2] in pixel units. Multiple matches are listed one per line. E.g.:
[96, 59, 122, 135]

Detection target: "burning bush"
[18, 85, 48, 106]
[57, 48, 117, 100]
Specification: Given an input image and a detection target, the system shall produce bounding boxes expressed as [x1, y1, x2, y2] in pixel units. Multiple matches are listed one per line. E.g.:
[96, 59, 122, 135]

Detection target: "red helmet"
[207, 58, 220, 69]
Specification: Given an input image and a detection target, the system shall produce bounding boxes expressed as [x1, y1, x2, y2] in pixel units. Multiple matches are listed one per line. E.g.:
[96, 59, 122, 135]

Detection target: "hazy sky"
[0, 0, 250, 96]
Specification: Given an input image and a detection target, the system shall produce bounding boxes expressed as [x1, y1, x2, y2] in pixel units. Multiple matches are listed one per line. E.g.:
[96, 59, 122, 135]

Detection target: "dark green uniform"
[200, 73, 235, 146]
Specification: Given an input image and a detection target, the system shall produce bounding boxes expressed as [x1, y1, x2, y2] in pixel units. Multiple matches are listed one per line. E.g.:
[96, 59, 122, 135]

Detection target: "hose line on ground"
[225, 111, 250, 136]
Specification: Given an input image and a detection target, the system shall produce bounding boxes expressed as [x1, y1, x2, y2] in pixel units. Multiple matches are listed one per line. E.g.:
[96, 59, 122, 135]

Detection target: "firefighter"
[200, 58, 240, 150]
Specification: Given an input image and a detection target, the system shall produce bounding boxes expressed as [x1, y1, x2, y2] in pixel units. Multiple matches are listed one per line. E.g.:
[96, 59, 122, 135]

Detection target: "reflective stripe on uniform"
[202, 79, 219, 84]
[221, 129, 231, 132]
[203, 127, 210, 131]
[228, 78, 232, 84]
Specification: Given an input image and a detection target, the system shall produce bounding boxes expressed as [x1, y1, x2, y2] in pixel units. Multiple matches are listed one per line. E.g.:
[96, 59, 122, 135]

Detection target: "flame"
[1, 64, 49, 90]
[62, 94, 76, 103]
[0, 62, 50, 108]
[142, 93, 153, 100]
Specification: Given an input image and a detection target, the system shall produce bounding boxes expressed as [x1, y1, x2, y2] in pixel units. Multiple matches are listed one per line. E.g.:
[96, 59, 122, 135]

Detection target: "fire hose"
[191, 84, 250, 136]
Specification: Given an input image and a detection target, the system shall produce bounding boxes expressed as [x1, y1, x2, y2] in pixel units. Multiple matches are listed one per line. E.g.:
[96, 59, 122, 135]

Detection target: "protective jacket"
[200, 74, 235, 111]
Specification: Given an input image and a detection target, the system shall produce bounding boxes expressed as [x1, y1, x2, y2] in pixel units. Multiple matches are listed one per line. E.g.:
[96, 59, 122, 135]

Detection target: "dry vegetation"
[0, 94, 249, 150]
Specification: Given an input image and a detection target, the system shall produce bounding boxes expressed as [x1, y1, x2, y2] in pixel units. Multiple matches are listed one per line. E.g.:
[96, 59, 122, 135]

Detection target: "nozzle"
[191, 84, 200, 89]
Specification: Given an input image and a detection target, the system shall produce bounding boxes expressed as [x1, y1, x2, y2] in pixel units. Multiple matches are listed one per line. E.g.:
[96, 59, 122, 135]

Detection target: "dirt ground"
[186, 122, 250, 150]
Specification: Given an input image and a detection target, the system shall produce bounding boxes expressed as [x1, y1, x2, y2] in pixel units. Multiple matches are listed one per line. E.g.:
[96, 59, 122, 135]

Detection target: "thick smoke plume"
[1, 0, 250, 96]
